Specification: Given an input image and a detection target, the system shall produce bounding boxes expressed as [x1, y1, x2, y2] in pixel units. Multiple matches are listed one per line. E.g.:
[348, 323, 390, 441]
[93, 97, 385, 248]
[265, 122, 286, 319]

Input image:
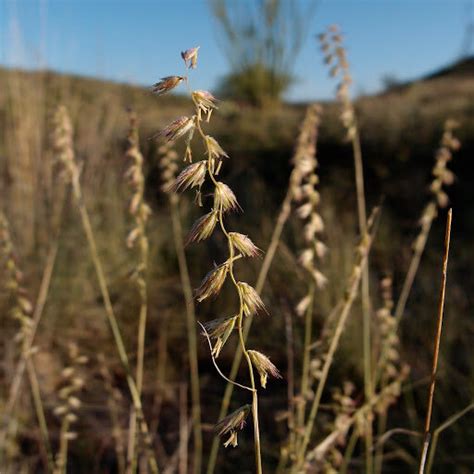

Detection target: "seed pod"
[214, 182, 240, 213]
[155, 116, 195, 143]
[248, 350, 282, 388]
[237, 282, 267, 317]
[215, 405, 251, 449]
[185, 211, 218, 246]
[195, 263, 229, 302]
[151, 76, 184, 95]
[229, 232, 261, 258]
[181, 47, 200, 69]
[167, 161, 207, 193]
[204, 317, 237, 358]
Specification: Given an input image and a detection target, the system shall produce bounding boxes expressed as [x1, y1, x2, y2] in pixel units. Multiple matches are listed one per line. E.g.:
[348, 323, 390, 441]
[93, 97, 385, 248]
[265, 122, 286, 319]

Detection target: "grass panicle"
[160, 47, 273, 474]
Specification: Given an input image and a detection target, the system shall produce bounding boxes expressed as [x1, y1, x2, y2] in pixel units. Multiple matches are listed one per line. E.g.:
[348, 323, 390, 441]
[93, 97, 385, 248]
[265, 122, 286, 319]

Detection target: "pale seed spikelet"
[429, 120, 459, 210]
[291, 104, 327, 299]
[185, 211, 218, 246]
[195, 263, 229, 302]
[181, 46, 200, 69]
[125, 110, 151, 250]
[158, 142, 180, 192]
[295, 294, 312, 317]
[229, 232, 261, 258]
[124, 110, 152, 467]
[290, 104, 322, 199]
[374, 275, 410, 410]
[214, 182, 240, 213]
[248, 350, 282, 388]
[402, 120, 459, 299]
[203, 317, 237, 358]
[192, 90, 218, 121]
[0, 212, 34, 352]
[205, 135, 229, 174]
[52, 105, 79, 187]
[154, 116, 195, 144]
[53, 343, 87, 473]
[237, 282, 267, 317]
[167, 160, 207, 194]
[215, 405, 251, 448]
[151, 76, 184, 95]
[318, 25, 356, 141]
[305, 382, 356, 470]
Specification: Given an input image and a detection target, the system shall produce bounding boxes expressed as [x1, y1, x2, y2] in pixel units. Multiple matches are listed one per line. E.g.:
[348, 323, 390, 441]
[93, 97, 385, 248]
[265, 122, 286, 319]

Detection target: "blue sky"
[0, 0, 470, 101]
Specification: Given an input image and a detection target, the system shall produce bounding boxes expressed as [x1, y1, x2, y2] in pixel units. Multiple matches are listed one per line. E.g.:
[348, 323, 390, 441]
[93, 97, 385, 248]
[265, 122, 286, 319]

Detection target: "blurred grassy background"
[0, 56, 473, 472]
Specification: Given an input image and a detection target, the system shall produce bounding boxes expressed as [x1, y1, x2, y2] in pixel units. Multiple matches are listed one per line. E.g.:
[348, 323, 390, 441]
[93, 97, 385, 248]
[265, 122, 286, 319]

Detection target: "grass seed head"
[181, 46, 200, 69]
[205, 135, 228, 173]
[185, 211, 218, 246]
[214, 182, 240, 213]
[237, 282, 267, 317]
[192, 90, 218, 121]
[229, 232, 261, 258]
[156, 116, 195, 143]
[195, 263, 229, 302]
[215, 405, 251, 448]
[248, 350, 282, 388]
[151, 76, 184, 95]
[166, 161, 207, 193]
[204, 316, 237, 358]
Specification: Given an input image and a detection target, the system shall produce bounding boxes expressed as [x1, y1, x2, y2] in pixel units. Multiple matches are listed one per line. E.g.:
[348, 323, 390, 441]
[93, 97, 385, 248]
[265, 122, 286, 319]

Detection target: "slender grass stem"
[352, 122, 373, 474]
[72, 178, 159, 474]
[169, 193, 202, 473]
[126, 113, 151, 474]
[426, 401, 474, 474]
[0, 192, 64, 459]
[320, 27, 374, 470]
[27, 357, 54, 473]
[340, 427, 359, 474]
[292, 208, 379, 472]
[374, 390, 388, 474]
[283, 300, 296, 457]
[54, 417, 70, 474]
[296, 284, 315, 445]
[418, 209, 452, 474]
[206, 161, 294, 474]
[394, 219, 433, 325]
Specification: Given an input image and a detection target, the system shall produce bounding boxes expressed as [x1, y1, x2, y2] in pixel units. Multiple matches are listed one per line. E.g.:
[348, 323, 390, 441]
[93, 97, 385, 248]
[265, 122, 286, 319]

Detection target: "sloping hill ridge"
[424, 56, 474, 80]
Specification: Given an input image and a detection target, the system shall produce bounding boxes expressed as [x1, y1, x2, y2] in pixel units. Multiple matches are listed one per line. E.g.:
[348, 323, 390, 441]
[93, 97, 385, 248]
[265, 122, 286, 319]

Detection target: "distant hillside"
[424, 56, 474, 80]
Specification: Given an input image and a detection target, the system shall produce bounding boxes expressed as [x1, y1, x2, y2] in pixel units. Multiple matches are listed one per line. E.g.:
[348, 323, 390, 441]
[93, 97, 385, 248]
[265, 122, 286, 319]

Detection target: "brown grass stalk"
[418, 209, 452, 474]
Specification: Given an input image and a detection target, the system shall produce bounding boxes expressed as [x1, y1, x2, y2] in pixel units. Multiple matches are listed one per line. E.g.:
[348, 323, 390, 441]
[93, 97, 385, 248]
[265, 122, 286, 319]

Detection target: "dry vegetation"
[0, 32, 473, 474]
